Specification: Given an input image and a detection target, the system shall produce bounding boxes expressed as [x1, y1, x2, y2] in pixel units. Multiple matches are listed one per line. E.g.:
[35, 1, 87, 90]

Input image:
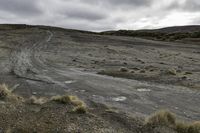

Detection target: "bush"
[176, 121, 200, 133]
[51, 95, 72, 104]
[146, 110, 176, 127]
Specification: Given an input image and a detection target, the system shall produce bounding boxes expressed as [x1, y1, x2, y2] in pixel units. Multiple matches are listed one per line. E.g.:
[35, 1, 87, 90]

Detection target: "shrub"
[52, 95, 84, 105]
[176, 122, 190, 133]
[51, 95, 72, 104]
[188, 122, 200, 133]
[146, 110, 176, 127]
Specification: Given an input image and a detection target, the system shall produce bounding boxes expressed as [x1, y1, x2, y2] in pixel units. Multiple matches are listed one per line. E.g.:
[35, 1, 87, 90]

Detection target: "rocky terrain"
[0, 24, 199, 132]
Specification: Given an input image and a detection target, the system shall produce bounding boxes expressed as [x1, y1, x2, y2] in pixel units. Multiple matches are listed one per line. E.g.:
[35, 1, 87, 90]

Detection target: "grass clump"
[73, 105, 87, 114]
[167, 69, 177, 75]
[119, 67, 129, 72]
[146, 110, 200, 133]
[0, 84, 11, 100]
[0, 84, 23, 101]
[176, 121, 200, 133]
[146, 110, 176, 127]
[51, 94, 87, 114]
[28, 96, 48, 105]
[184, 72, 193, 75]
[51, 95, 72, 104]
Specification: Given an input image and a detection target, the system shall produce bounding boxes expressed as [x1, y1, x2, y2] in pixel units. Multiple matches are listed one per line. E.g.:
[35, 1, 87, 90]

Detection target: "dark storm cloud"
[0, 0, 42, 16]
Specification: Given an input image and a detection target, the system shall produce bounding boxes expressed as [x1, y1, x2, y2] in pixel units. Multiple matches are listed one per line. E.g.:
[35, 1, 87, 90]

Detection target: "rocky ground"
[0, 24, 199, 132]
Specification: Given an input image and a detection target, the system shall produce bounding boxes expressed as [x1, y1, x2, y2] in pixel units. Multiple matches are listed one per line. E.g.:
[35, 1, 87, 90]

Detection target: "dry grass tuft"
[0, 84, 11, 100]
[73, 105, 87, 114]
[176, 121, 200, 133]
[0, 84, 23, 101]
[146, 110, 176, 127]
[167, 69, 177, 75]
[146, 110, 200, 133]
[119, 67, 129, 72]
[51, 94, 87, 113]
[28, 96, 48, 105]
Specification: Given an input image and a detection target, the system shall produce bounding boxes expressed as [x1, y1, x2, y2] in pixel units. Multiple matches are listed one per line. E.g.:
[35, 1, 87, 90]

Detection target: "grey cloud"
[63, 6, 107, 21]
[81, 0, 153, 8]
[167, 0, 200, 12]
[183, 0, 200, 12]
[0, 0, 42, 16]
[0, 0, 199, 31]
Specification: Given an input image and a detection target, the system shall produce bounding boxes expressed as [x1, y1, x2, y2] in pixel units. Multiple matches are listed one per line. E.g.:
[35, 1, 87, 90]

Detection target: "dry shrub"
[51, 94, 87, 113]
[0, 84, 23, 101]
[146, 110, 176, 127]
[146, 110, 200, 133]
[176, 121, 200, 133]
[0, 84, 11, 100]
[73, 106, 87, 114]
[28, 96, 48, 105]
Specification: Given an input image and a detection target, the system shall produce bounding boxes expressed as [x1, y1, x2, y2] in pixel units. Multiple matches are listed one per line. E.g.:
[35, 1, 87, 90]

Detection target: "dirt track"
[0, 25, 199, 121]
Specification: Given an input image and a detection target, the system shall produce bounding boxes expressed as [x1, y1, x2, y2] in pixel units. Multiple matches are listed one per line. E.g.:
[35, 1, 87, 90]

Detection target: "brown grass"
[146, 110, 200, 133]
[51, 94, 87, 113]
[28, 96, 48, 105]
[0, 84, 23, 102]
[146, 110, 176, 127]
[167, 69, 177, 75]
[0, 84, 11, 100]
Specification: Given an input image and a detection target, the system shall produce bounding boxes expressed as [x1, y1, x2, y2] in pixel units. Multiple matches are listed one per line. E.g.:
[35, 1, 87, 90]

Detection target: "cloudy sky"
[0, 0, 199, 31]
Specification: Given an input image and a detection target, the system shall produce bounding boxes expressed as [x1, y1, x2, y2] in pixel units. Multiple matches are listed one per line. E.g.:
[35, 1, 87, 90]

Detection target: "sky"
[0, 0, 199, 31]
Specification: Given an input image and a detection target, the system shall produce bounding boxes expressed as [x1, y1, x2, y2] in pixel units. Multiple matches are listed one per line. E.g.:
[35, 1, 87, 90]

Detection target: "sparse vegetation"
[73, 105, 87, 114]
[167, 69, 177, 75]
[146, 110, 200, 133]
[146, 110, 176, 127]
[119, 67, 129, 72]
[0, 84, 11, 100]
[52, 94, 87, 114]
[28, 96, 48, 105]
[184, 72, 193, 75]
[51, 95, 72, 104]
[0, 84, 22, 101]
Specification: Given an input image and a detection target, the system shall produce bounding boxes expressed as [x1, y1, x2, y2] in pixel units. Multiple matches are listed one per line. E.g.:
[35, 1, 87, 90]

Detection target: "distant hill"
[101, 25, 200, 41]
[0, 24, 200, 41]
